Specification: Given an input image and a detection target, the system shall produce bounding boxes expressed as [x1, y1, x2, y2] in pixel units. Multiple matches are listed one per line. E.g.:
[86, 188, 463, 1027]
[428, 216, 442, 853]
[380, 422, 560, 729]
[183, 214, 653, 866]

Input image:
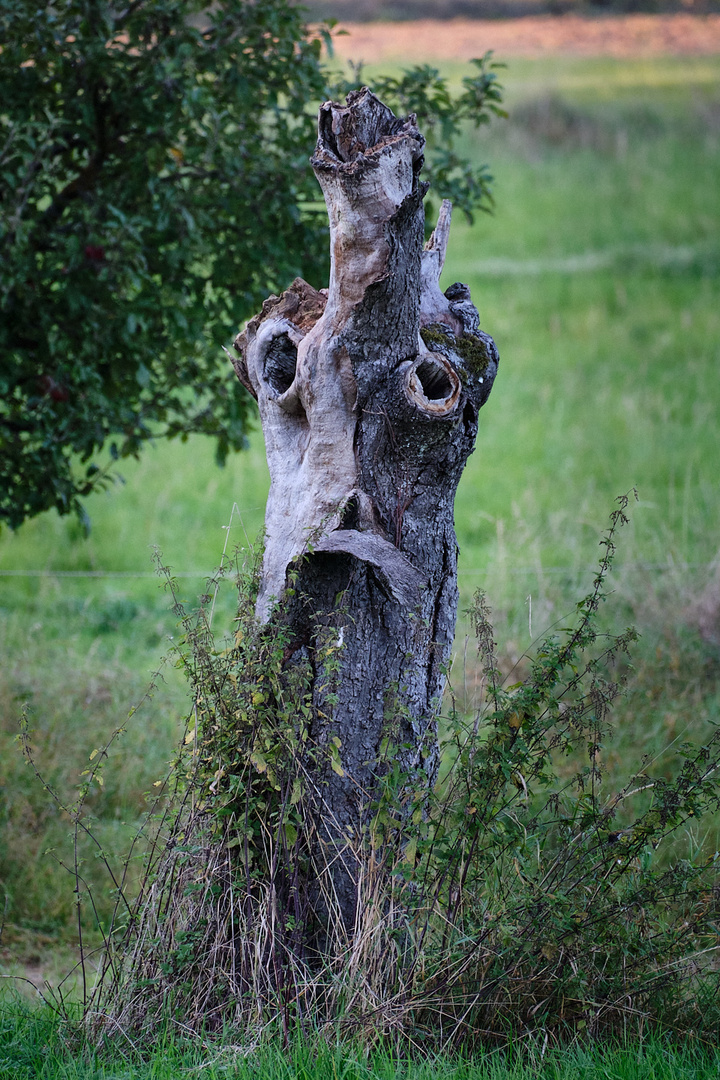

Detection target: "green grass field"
[2, 1004, 720, 1079]
[2, 1004, 720, 1080]
[1, 50, 719, 1064]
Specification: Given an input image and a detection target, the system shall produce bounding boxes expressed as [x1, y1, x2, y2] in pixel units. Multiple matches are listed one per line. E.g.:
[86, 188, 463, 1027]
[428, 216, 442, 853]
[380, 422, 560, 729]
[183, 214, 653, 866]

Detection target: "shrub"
[31, 495, 720, 1046]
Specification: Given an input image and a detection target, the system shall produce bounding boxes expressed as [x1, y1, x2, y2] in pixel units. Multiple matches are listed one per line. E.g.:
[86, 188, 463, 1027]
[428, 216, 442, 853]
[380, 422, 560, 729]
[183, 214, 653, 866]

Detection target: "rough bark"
[232, 89, 498, 930]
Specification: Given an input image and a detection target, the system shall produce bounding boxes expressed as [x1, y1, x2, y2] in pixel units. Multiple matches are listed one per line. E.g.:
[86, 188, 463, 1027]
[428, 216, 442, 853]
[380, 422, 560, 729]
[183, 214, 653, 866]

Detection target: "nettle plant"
[404, 499, 720, 1043]
[84, 494, 720, 1045]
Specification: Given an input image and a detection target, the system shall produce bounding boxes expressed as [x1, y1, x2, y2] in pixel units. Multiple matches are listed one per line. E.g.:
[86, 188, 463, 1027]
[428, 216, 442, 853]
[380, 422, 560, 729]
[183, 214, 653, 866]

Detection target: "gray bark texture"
[232, 89, 498, 931]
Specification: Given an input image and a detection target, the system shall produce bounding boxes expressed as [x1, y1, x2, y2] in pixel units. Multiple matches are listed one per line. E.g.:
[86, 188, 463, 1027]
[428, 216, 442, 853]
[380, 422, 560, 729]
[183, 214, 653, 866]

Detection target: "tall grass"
[74, 498, 717, 1049]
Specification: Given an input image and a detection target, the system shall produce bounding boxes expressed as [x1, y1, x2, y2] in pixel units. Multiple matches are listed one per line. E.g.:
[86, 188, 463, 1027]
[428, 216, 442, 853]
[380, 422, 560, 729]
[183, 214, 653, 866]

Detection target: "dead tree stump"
[232, 89, 498, 932]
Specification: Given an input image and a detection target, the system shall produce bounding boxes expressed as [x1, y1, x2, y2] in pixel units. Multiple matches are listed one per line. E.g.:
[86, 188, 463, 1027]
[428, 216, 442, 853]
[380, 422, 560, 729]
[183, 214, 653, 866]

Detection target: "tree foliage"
[0, 0, 503, 529]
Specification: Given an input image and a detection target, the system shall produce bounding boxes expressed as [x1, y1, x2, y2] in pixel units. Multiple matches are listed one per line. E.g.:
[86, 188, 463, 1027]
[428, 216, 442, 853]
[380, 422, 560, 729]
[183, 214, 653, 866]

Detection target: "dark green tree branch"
[0, 0, 503, 530]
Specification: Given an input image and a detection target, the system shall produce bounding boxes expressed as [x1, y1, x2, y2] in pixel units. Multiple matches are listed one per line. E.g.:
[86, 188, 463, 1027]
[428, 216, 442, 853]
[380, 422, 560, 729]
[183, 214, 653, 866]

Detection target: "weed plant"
[71, 495, 720, 1049]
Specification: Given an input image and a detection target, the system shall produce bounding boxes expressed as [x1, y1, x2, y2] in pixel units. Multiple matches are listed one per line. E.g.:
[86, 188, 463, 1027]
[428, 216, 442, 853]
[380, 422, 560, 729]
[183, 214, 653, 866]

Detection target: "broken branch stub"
[232, 88, 498, 928]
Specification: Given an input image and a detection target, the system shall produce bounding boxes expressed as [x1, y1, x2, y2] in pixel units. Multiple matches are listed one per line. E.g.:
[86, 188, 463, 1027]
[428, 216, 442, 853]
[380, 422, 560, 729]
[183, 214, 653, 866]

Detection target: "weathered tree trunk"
[232, 89, 498, 931]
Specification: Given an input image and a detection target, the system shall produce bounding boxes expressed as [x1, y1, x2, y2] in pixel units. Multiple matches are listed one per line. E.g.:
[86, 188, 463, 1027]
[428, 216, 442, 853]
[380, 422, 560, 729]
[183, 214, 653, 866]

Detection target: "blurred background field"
[1, 30, 719, 993]
[301, 1, 720, 23]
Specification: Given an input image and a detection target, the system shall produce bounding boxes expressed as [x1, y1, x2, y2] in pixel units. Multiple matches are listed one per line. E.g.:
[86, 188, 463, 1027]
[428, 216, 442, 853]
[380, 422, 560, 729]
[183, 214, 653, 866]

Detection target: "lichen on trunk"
[232, 88, 498, 930]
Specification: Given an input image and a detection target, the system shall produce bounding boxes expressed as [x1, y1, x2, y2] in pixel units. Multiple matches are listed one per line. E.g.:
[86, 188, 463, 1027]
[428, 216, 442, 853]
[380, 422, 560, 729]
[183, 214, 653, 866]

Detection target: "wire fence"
[0, 561, 715, 580]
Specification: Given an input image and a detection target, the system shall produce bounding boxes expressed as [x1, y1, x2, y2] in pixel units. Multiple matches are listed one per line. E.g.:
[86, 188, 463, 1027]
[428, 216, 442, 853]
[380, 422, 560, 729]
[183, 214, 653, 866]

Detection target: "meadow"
[3, 1006, 720, 1080]
[1, 42, 719, 1073]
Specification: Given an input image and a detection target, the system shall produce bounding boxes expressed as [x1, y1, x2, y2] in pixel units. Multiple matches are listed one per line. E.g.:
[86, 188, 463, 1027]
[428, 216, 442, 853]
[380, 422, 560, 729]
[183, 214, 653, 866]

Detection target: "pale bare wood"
[232, 88, 499, 930]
